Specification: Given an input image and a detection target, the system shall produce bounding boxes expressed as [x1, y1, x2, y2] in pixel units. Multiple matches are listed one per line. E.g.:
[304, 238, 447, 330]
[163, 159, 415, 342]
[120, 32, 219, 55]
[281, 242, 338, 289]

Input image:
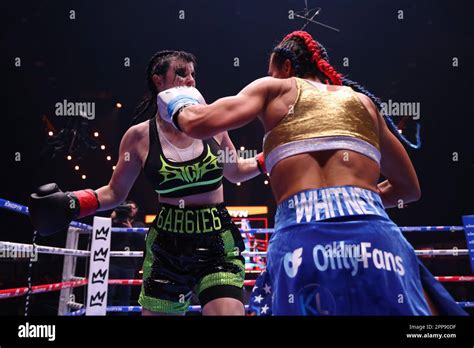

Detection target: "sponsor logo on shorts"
[313, 241, 405, 277]
[297, 284, 336, 315]
[283, 247, 303, 278]
[284, 242, 405, 278]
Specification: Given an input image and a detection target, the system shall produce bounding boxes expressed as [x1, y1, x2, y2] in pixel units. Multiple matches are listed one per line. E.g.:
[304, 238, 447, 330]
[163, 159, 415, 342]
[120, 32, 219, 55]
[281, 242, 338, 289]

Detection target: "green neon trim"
[155, 176, 223, 195]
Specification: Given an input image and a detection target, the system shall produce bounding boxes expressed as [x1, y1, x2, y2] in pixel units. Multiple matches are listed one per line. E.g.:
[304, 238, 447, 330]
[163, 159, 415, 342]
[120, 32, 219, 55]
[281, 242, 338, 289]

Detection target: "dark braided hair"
[272, 31, 421, 149]
[129, 50, 196, 126]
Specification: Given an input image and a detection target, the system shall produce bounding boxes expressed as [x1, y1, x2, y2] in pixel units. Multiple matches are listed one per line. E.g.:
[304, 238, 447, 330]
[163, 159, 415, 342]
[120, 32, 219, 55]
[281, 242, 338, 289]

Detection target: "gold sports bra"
[263, 77, 380, 173]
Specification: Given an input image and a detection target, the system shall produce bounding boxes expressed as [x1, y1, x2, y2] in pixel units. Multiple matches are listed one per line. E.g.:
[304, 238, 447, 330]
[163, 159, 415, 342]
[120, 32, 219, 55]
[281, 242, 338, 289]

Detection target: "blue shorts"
[260, 186, 434, 315]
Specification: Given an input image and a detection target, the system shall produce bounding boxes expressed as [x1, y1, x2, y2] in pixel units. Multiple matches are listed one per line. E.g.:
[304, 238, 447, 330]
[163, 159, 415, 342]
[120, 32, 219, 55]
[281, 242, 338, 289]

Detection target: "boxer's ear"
[153, 74, 164, 90]
[283, 59, 293, 78]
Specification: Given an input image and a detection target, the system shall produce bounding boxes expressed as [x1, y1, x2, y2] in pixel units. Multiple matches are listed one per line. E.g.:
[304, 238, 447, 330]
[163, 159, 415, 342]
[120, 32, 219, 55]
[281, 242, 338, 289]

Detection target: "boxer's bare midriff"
[158, 186, 224, 207]
[270, 149, 380, 204]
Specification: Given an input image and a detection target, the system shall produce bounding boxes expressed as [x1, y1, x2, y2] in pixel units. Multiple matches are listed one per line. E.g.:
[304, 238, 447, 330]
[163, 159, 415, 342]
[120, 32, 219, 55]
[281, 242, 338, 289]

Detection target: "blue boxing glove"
[157, 86, 206, 130]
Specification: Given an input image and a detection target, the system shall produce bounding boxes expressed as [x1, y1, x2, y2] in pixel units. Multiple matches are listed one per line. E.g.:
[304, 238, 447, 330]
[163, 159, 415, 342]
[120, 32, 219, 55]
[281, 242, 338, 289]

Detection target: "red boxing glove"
[256, 152, 267, 175]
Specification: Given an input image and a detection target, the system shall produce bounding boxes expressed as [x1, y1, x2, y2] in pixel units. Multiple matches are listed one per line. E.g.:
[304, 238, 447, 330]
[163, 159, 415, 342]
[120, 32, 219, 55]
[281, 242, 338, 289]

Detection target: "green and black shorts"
[138, 203, 245, 314]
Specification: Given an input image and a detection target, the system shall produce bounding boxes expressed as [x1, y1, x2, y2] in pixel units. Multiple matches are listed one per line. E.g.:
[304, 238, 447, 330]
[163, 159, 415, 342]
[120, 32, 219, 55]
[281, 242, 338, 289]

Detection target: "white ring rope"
[0, 241, 469, 258]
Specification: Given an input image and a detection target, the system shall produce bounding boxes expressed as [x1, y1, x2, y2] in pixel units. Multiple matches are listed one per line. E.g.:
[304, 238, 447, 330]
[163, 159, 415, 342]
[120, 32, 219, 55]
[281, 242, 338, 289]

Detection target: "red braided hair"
[281, 31, 343, 85]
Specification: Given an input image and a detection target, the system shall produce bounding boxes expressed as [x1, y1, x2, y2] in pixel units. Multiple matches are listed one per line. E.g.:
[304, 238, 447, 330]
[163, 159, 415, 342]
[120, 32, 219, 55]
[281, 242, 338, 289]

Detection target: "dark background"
[1, 0, 473, 315]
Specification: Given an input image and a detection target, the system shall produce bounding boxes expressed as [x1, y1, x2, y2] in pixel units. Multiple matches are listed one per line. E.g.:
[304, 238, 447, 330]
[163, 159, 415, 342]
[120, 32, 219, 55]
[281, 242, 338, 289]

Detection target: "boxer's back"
[262, 77, 381, 204]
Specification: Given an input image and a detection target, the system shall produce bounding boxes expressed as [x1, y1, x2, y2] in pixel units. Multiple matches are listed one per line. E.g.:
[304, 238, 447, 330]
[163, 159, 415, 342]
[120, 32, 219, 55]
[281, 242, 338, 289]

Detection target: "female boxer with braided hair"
[29, 50, 263, 316]
[272, 31, 421, 149]
[160, 32, 466, 315]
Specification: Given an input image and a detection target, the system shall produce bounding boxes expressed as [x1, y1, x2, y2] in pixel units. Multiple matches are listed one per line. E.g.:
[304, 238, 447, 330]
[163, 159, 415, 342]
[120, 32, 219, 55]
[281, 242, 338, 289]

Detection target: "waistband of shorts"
[152, 202, 232, 235]
[276, 186, 388, 229]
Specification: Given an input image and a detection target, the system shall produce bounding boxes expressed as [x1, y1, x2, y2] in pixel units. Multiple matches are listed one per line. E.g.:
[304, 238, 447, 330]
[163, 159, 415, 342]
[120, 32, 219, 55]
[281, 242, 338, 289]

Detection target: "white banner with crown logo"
[86, 217, 112, 316]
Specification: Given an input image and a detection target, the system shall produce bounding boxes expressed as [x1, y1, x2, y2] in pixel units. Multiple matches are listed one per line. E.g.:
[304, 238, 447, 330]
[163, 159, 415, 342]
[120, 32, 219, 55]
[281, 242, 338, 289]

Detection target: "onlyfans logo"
[283, 247, 303, 278]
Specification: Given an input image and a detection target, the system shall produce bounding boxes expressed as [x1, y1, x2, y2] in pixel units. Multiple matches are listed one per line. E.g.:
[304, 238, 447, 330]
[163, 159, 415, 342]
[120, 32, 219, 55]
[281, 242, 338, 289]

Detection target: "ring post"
[58, 227, 81, 315]
[462, 215, 474, 273]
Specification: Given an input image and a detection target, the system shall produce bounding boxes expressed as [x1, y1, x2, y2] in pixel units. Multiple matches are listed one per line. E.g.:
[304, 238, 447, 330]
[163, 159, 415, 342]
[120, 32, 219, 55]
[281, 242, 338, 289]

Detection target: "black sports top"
[143, 119, 224, 198]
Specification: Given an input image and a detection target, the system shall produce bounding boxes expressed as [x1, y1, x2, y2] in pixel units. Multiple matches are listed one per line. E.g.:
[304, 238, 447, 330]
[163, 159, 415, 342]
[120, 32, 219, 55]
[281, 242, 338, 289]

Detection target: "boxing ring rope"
[1, 198, 472, 315]
[65, 302, 474, 316]
[2, 275, 473, 314]
[0, 241, 142, 258]
[0, 280, 88, 299]
[2, 276, 474, 300]
[0, 198, 466, 235]
[63, 304, 251, 316]
[0, 241, 470, 259]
